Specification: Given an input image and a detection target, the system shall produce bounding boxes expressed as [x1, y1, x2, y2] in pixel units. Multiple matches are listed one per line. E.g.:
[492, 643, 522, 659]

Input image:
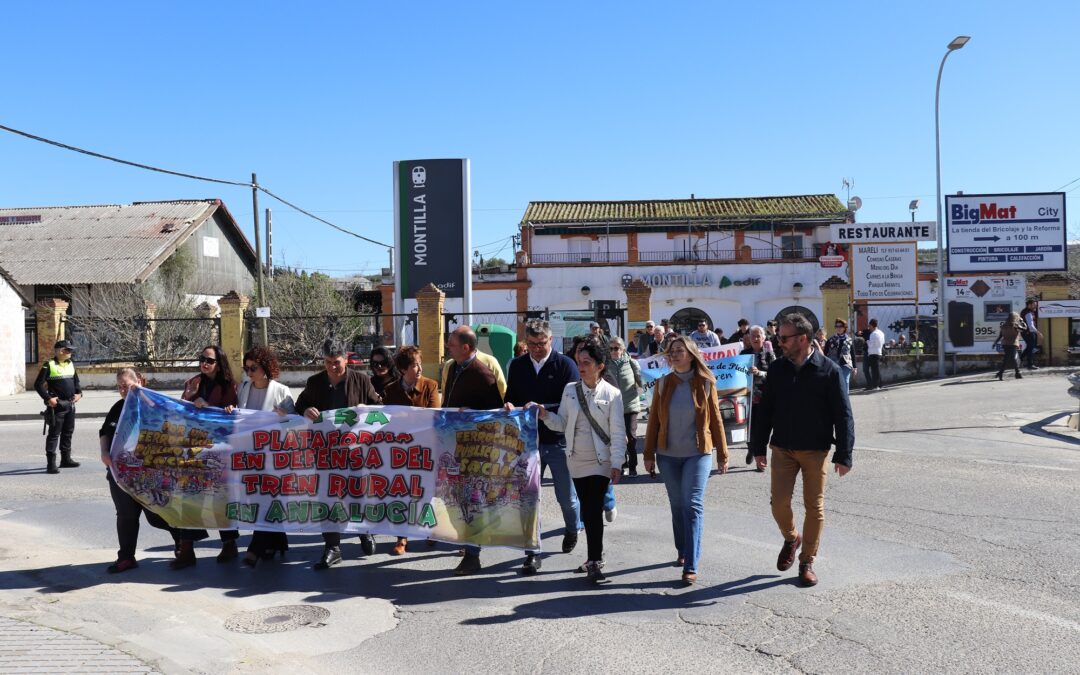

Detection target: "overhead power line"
[0, 122, 391, 248]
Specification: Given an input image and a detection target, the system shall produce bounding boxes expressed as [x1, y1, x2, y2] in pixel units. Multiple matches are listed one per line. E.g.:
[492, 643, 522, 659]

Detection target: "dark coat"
[505, 352, 579, 444]
[295, 369, 381, 412]
[442, 357, 503, 410]
[182, 374, 238, 408]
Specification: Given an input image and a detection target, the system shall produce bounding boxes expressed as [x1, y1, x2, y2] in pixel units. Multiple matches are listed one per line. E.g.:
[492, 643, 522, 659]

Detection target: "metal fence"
[857, 303, 939, 355]
[247, 313, 417, 364]
[443, 310, 545, 336]
[63, 316, 220, 365]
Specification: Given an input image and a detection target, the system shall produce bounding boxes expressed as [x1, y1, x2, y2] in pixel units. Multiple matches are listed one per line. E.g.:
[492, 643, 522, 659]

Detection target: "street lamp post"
[935, 35, 970, 378]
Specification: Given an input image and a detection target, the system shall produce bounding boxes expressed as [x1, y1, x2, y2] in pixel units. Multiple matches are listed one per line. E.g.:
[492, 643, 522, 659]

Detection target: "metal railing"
[245, 313, 413, 365]
[62, 316, 220, 365]
[530, 247, 825, 265]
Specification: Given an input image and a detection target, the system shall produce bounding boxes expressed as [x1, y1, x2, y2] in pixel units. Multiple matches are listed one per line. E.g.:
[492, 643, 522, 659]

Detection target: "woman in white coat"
[226, 346, 295, 567]
[533, 336, 626, 584]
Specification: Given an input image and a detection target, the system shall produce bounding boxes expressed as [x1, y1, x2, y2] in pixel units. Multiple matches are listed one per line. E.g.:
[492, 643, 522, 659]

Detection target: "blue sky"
[2, 2, 1078, 276]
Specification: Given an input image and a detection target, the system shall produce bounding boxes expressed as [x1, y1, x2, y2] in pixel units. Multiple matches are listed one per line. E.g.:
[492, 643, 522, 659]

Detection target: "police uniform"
[34, 340, 82, 473]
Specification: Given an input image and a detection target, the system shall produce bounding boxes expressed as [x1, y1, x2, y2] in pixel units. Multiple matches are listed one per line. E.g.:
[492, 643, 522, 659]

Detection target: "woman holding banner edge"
[644, 335, 728, 585]
[532, 335, 625, 584]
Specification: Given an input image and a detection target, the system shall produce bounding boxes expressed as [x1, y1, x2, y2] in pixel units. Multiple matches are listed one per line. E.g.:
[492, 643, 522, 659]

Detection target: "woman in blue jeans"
[643, 335, 728, 585]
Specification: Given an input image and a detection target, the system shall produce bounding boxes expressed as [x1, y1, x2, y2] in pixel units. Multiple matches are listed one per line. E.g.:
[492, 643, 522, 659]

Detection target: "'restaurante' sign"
[830, 222, 936, 243]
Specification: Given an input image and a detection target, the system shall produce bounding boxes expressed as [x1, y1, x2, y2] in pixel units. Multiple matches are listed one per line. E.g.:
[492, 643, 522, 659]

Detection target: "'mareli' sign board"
[851, 242, 917, 301]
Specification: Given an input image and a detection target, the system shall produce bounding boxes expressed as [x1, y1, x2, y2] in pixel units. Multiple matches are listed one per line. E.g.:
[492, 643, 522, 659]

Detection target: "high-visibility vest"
[46, 359, 76, 380]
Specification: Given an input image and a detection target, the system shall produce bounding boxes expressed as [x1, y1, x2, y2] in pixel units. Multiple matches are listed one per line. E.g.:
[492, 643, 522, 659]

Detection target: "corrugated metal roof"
[0, 200, 223, 285]
[521, 194, 849, 225]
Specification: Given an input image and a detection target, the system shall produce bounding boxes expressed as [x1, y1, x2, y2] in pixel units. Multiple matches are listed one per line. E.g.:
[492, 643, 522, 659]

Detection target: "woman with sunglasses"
[225, 346, 295, 567]
[824, 318, 854, 394]
[644, 335, 728, 585]
[368, 346, 400, 399]
[603, 336, 643, 477]
[381, 345, 441, 555]
[174, 344, 239, 569]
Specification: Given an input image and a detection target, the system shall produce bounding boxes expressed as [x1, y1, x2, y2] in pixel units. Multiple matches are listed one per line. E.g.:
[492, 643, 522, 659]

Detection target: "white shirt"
[868, 329, 885, 356]
[530, 350, 551, 375]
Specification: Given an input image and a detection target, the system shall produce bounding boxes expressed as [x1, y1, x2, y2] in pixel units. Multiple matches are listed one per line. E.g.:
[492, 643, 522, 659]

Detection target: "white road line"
[973, 459, 1076, 472]
[854, 446, 904, 454]
[947, 592, 1080, 633]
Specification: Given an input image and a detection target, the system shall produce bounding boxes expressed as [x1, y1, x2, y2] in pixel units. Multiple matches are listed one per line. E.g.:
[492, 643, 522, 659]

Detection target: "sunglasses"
[199, 356, 217, 365]
[243, 365, 260, 373]
[370, 360, 388, 369]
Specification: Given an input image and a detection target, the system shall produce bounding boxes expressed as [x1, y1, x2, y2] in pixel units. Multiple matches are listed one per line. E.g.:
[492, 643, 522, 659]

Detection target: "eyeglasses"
[835, 324, 845, 329]
[199, 356, 217, 365]
[526, 340, 549, 349]
[243, 365, 259, 373]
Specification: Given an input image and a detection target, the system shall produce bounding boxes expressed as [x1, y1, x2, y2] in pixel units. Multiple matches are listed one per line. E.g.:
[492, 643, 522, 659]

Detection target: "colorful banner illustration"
[110, 388, 541, 549]
[636, 344, 754, 445]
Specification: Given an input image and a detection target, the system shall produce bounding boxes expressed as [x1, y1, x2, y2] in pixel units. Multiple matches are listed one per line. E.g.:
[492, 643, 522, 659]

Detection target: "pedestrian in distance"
[100, 367, 178, 574]
[35, 339, 82, 474]
[443, 326, 505, 575]
[824, 318, 854, 395]
[749, 313, 854, 587]
[532, 336, 626, 585]
[382, 345, 441, 555]
[741, 325, 775, 470]
[726, 318, 750, 345]
[635, 320, 656, 355]
[863, 319, 885, 391]
[367, 346, 400, 398]
[992, 312, 1025, 380]
[644, 335, 728, 585]
[647, 326, 666, 355]
[295, 339, 382, 570]
[690, 319, 721, 349]
[224, 346, 295, 568]
[603, 336, 644, 477]
[514, 340, 528, 358]
[812, 328, 827, 354]
[174, 344, 240, 569]
[1019, 298, 1041, 370]
[502, 319, 581, 575]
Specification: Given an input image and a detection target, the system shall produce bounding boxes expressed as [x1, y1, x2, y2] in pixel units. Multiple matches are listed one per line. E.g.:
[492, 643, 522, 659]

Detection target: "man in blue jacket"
[749, 313, 854, 587]
[504, 319, 582, 574]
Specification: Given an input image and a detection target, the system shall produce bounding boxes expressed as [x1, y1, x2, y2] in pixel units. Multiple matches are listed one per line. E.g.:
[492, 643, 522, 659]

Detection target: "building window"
[568, 238, 592, 262]
[781, 235, 803, 259]
[203, 236, 220, 258]
[672, 236, 699, 261]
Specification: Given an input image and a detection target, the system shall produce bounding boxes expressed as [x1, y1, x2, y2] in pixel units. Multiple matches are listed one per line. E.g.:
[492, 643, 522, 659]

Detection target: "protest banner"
[635, 343, 754, 445]
[110, 388, 541, 549]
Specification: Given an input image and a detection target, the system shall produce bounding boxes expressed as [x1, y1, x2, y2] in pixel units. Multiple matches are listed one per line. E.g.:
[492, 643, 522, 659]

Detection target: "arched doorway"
[773, 306, 820, 333]
[669, 307, 712, 336]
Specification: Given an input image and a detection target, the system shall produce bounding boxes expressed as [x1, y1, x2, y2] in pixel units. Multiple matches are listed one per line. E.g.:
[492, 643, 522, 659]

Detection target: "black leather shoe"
[561, 532, 579, 554]
[314, 546, 342, 570]
[454, 553, 482, 576]
[745, 450, 754, 465]
[216, 540, 238, 563]
[59, 457, 80, 468]
[360, 534, 375, 556]
[521, 553, 541, 575]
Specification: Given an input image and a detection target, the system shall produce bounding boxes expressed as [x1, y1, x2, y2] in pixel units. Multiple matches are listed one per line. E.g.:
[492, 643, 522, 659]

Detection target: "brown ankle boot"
[216, 539, 238, 563]
[171, 540, 196, 570]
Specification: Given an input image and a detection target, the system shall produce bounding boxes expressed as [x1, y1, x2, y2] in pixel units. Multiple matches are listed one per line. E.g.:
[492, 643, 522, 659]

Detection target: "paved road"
[0, 372, 1078, 673]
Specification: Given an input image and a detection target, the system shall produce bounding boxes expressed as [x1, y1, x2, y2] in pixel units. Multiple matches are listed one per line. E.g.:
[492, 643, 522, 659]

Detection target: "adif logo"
[719, 276, 761, 289]
[412, 166, 426, 186]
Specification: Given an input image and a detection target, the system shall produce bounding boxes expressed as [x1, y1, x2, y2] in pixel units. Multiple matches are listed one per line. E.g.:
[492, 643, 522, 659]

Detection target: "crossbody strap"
[575, 381, 611, 446]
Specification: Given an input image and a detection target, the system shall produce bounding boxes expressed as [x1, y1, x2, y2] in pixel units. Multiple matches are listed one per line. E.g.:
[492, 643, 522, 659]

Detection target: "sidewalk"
[0, 390, 184, 421]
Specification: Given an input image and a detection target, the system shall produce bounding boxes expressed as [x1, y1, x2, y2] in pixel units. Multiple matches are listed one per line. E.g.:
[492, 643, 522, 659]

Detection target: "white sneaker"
[605, 507, 617, 523]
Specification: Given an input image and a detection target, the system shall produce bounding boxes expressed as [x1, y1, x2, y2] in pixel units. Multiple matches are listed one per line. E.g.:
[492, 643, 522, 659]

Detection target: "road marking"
[947, 592, 1080, 633]
[972, 459, 1075, 472]
[855, 446, 903, 454]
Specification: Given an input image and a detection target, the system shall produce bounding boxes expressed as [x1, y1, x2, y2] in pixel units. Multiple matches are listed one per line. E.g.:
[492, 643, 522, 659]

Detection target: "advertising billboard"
[851, 242, 917, 301]
[946, 192, 1066, 273]
[393, 159, 471, 301]
[942, 275, 1026, 353]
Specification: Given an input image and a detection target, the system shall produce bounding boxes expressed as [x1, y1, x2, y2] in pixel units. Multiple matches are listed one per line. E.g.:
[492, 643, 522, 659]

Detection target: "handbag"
[575, 381, 611, 446]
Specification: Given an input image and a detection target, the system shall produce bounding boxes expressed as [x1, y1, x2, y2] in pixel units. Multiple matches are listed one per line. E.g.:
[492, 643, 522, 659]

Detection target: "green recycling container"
[474, 323, 516, 375]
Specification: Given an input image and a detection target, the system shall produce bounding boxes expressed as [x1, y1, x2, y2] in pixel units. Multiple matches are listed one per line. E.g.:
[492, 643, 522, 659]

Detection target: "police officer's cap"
[54, 340, 75, 352]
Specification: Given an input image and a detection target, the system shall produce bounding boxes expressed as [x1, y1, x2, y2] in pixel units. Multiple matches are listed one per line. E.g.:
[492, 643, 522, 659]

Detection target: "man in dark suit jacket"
[296, 339, 382, 570]
[443, 326, 504, 575]
[504, 319, 581, 575]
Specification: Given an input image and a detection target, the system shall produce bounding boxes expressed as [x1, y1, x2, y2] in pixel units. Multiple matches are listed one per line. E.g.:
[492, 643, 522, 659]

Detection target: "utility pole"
[251, 172, 268, 346]
[265, 207, 273, 271]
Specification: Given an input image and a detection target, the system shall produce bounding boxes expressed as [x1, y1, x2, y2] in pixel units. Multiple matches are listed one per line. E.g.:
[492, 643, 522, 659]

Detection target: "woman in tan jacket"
[992, 312, 1026, 380]
[644, 335, 728, 585]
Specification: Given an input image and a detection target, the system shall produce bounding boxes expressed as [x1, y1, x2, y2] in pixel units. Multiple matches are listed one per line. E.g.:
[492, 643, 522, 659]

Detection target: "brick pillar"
[1030, 274, 1070, 366]
[415, 283, 445, 381]
[35, 298, 68, 365]
[624, 279, 653, 348]
[819, 276, 852, 330]
[217, 292, 249, 381]
[627, 231, 639, 265]
[379, 282, 395, 346]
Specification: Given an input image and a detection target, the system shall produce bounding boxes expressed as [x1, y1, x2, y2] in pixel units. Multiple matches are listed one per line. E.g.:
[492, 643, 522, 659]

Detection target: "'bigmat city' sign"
[394, 159, 471, 299]
[946, 192, 1066, 274]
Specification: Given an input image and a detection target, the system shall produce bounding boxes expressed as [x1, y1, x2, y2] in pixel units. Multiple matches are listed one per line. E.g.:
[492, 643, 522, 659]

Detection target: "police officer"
[35, 340, 83, 474]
